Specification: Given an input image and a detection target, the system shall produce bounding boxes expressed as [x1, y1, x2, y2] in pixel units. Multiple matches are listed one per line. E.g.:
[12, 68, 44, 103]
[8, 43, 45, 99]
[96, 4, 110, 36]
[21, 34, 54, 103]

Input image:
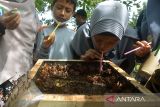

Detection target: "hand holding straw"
[48, 22, 61, 40]
[124, 42, 151, 55]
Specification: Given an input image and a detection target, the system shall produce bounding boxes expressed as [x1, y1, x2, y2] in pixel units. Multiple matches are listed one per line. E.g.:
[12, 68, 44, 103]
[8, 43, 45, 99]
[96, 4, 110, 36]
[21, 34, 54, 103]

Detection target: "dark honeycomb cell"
[34, 61, 140, 95]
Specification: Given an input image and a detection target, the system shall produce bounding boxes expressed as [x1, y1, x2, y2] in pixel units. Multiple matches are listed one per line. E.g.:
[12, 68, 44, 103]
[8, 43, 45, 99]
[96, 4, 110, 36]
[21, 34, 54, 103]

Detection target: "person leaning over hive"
[71, 1, 128, 60]
[34, 0, 77, 60]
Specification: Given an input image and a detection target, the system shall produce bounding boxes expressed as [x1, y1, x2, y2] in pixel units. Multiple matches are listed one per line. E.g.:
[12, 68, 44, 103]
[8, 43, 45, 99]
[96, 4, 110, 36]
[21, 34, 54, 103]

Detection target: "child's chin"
[60, 21, 68, 25]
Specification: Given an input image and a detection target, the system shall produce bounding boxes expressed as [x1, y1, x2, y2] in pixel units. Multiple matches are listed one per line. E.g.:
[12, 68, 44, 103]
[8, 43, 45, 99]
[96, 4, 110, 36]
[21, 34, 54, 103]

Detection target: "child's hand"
[43, 32, 56, 48]
[0, 9, 21, 30]
[80, 49, 101, 60]
[133, 41, 151, 57]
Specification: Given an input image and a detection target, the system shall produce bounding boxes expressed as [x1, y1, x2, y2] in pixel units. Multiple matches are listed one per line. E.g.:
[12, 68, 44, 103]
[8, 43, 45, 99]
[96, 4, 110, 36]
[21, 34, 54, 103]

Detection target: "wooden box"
[5, 59, 159, 107]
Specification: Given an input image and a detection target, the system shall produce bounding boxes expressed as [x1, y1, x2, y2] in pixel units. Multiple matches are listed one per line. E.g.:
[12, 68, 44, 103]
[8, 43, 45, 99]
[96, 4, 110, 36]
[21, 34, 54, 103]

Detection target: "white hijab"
[71, 1, 128, 56]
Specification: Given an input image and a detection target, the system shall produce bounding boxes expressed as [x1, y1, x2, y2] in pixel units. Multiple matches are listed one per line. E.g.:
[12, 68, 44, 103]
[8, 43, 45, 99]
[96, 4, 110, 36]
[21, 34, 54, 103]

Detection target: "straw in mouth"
[100, 52, 103, 73]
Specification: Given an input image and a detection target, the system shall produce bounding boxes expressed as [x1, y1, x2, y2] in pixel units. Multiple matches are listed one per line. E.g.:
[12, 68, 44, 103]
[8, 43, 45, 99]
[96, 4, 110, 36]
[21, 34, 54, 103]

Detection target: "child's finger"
[89, 49, 101, 57]
[136, 41, 145, 47]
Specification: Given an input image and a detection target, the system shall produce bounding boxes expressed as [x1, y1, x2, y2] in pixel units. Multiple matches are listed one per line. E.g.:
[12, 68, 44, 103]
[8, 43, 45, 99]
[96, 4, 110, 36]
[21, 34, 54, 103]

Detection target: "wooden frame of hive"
[5, 59, 159, 107]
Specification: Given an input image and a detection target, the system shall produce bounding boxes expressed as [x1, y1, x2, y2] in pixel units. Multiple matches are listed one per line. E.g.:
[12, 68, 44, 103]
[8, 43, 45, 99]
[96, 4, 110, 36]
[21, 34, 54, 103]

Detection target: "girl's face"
[92, 33, 119, 53]
[52, 0, 74, 23]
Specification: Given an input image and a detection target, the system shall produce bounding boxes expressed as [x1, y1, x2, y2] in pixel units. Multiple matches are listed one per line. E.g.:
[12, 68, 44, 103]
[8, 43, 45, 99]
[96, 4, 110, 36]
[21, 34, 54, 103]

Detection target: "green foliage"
[77, 0, 104, 20]
[119, 0, 144, 27]
[35, 0, 145, 27]
[35, 0, 52, 12]
[128, 1, 146, 28]
[120, 0, 141, 10]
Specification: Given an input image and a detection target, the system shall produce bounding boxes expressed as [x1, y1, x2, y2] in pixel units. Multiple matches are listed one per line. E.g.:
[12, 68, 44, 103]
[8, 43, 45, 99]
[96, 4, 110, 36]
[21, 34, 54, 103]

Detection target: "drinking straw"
[124, 42, 151, 55]
[100, 52, 103, 73]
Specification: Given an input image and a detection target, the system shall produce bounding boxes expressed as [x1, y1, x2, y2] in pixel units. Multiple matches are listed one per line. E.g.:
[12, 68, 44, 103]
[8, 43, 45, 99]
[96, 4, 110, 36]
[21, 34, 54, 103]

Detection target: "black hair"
[75, 9, 87, 19]
[51, 0, 77, 11]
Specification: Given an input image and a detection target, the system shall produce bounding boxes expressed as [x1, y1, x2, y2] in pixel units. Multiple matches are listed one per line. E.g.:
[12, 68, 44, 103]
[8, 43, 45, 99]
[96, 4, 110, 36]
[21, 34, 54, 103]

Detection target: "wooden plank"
[29, 59, 156, 95]
[106, 61, 157, 96]
[139, 51, 160, 79]
[28, 59, 44, 79]
[5, 59, 160, 107]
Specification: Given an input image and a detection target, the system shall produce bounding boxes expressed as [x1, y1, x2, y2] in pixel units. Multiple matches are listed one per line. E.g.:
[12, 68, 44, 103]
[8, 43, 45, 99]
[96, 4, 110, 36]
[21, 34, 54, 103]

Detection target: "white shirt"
[35, 24, 75, 59]
[0, 0, 38, 84]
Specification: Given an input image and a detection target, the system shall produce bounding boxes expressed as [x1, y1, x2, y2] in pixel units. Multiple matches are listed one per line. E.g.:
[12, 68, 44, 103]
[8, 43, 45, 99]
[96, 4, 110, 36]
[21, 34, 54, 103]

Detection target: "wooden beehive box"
[5, 59, 160, 107]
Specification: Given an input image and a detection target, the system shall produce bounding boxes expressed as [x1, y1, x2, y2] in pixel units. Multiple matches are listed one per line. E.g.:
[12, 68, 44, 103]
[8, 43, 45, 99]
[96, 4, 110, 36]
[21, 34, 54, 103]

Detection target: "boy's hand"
[81, 49, 101, 60]
[133, 41, 151, 57]
[43, 32, 56, 48]
[0, 9, 21, 30]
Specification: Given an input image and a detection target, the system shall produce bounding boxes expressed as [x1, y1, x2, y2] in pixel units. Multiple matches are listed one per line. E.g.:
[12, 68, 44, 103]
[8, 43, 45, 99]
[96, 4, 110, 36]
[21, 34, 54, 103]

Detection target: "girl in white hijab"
[71, 1, 128, 60]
